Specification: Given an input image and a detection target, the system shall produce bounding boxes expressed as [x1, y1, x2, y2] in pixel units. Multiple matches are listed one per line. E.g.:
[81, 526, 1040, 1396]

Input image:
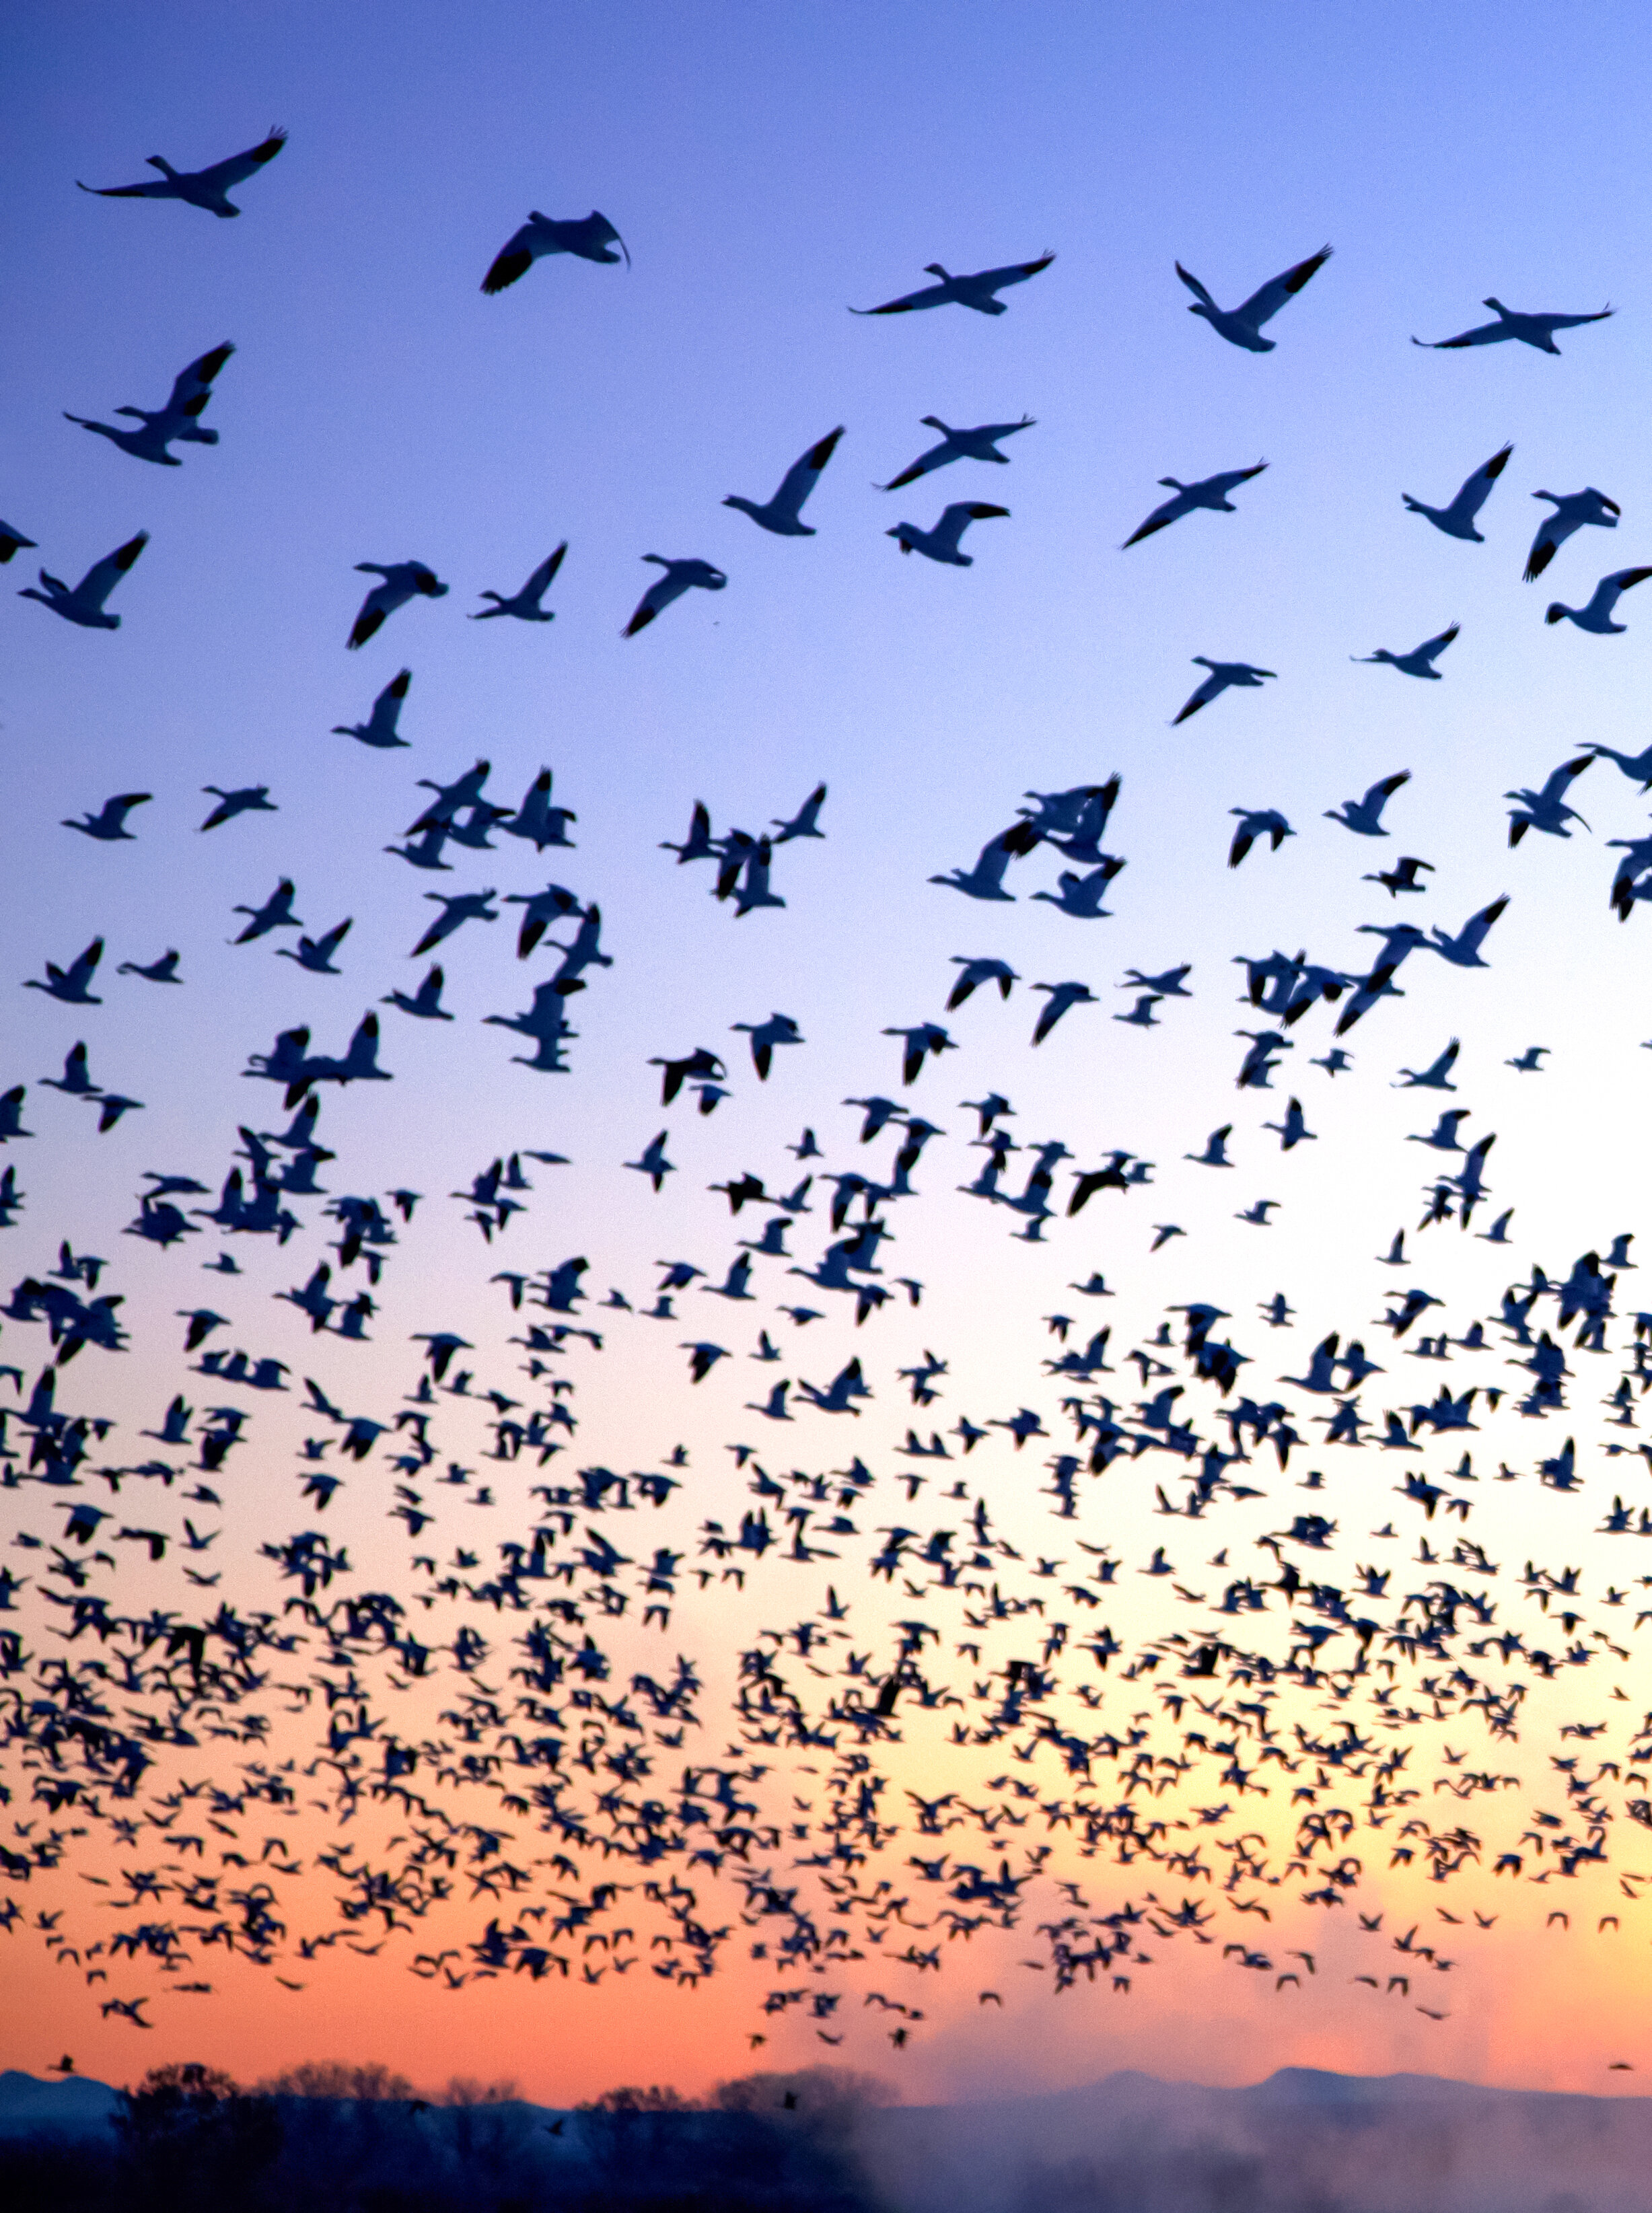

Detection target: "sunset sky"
[6, 0, 1652, 2105]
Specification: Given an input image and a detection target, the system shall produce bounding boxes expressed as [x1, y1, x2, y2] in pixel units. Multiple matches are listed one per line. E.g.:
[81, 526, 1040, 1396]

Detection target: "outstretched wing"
[1523, 521, 1563, 581]
[77, 174, 176, 201]
[482, 223, 537, 294]
[850, 275, 948, 316]
[166, 342, 235, 416]
[525, 542, 569, 599]
[1411, 319, 1504, 350]
[1237, 245, 1332, 328]
[980, 250, 1056, 294]
[1367, 770, 1411, 807]
[624, 572, 685, 637]
[1548, 305, 1614, 330]
[197, 129, 287, 191]
[879, 439, 948, 491]
[1421, 623, 1461, 661]
[1454, 441, 1512, 516]
[1174, 261, 1219, 311]
[773, 427, 845, 512]
[1608, 565, 1652, 596]
[76, 531, 148, 608]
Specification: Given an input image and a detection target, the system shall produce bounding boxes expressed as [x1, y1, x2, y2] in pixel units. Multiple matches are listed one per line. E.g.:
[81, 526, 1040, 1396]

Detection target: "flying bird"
[1544, 567, 1652, 634]
[347, 562, 448, 649]
[1524, 488, 1620, 581]
[1355, 624, 1458, 678]
[1174, 246, 1332, 351]
[851, 253, 1054, 316]
[472, 543, 567, 621]
[1124, 463, 1266, 547]
[1401, 443, 1511, 541]
[19, 532, 147, 629]
[887, 503, 1009, 565]
[879, 417, 1034, 491]
[481, 211, 629, 292]
[1173, 658, 1276, 724]
[334, 669, 413, 748]
[724, 429, 844, 535]
[1325, 772, 1410, 837]
[1413, 297, 1614, 354]
[623, 557, 727, 637]
[1228, 810, 1294, 868]
[77, 129, 286, 217]
[64, 343, 235, 466]
[63, 793, 151, 842]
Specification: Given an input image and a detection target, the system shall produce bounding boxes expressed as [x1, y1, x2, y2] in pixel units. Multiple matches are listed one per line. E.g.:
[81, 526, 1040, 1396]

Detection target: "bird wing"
[1453, 442, 1513, 517]
[1237, 246, 1332, 328]
[166, 343, 235, 415]
[525, 542, 569, 598]
[1547, 305, 1614, 329]
[1412, 319, 1506, 349]
[1421, 624, 1460, 660]
[879, 439, 950, 491]
[773, 427, 845, 513]
[1367, 770, 1410, 807]
[1523, 519, 1564, 581]
[482, 236, 536, 294]
[1174, 261, 1219, 310]
[1608, 565, 1652, 597]
[988, 250, 1056, 289]
[78, 174, 178, 200]
[850, 275, 949, 315]
[76, 532, 148, 607]
[1229, 829, 1255, 869]
[1123, 493, 1184, 546]
[624, 570, 686, 637]
[198, 130, 287, 190]
[348, 587, 390, 649]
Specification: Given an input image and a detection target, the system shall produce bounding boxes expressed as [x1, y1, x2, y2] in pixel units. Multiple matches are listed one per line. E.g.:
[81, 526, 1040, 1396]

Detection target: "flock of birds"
[7, 126, 1652, 2089]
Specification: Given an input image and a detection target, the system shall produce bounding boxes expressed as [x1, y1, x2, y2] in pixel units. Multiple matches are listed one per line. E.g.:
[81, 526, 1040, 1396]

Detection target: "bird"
[1396, 1040, 1460, 1091]
[851, 253, 1054, 316]
[929, 822, 1040, 900]
[1401, 445, 1511, 540]
[887, 503, 1009, 565]
[1228, 809, 1294, 868]
[1174, 246, 1332, 351]
[1173, 658, 1276, 724]
[117, 949, 182, 984]
[64, 342, 236, 468]
[276, 919, 353, 976]
[334, 669, 413, 748]
[1032, 863, 1124, 917]
[63, 792, 151, 841]
[472, 543, 567, 621]
[348, 562, 448, 649]
[481, 211, 629, 292]
[1355, 624, 1458, 678]
[1507, 756, 1592, 844]
[199, 784, 276, 831]
[1236, 1198, 1279, 1225]
[879, 417, 1034, 491]
[1124, 463, 1266, 546]
[24, 938, 104, 1004]
[725, 429, 845, 534]
[623, 556, 727, 636]
[1429, 897, 1509, 968]
[1544, 568, 1652, 634]
[1031, 982, 1097, 1044]
[731, 1013, 803, 1079]
[1505, 1046, 1548, 1072]
[1524, 488, 1620, 581]
[77, 128, 286, 217]
[19, 531, 147, 628]
[1413, 297, 1614, 354]
[626, 1132, 675, 1192]
[1363, 855, 1433, 898]
[1326, 772, 1410, 837]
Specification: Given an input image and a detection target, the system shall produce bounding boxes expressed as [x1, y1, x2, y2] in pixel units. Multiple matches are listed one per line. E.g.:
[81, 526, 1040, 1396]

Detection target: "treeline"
[0, 2060, 891, 2213]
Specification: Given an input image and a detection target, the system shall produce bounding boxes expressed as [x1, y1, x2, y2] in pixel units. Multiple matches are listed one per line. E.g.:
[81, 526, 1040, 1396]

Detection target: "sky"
[6, 0, 1652, 2107]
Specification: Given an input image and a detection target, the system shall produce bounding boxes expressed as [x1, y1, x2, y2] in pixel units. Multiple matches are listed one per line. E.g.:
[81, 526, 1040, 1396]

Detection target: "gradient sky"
[6, 0, 1652, 2107]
